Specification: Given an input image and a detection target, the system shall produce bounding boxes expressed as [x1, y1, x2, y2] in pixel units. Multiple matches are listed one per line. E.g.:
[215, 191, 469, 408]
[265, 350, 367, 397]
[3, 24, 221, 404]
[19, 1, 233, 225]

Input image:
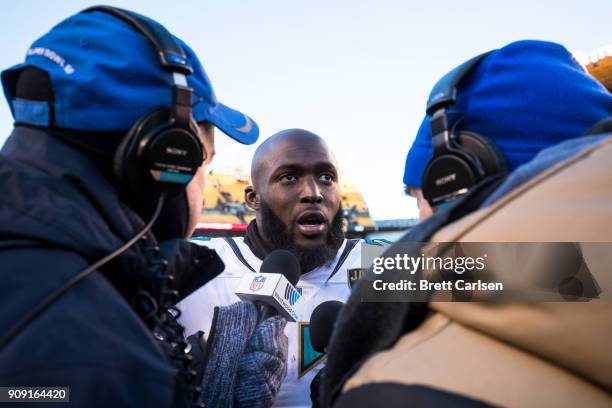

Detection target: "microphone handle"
[255, 301, 278, 323]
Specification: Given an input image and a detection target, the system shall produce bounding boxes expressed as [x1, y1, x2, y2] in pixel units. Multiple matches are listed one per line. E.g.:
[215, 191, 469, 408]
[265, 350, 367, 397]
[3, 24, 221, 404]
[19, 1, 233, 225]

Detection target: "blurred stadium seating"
[194, 170, 376, 237]
[577, 45, 612, 91]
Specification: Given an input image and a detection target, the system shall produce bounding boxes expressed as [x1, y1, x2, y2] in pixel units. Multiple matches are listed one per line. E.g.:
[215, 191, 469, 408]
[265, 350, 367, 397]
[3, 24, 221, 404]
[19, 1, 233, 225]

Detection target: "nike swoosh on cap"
[234, 115, 253, 133]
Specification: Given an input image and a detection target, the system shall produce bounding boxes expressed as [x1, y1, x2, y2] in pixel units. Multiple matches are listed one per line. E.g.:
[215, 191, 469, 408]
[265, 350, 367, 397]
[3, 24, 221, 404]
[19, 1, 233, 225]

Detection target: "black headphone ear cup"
[421, 131, 508, 206]
[456, 131, 508, 176]
[113, 123, 138, 184]
[114, 108, 172, 198]
[421, 153, 477, 205]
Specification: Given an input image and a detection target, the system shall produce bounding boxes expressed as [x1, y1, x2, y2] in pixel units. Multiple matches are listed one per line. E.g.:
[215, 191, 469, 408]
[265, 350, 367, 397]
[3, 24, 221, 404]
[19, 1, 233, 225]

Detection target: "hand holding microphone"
[233, 250, 301, 407]
[234, 314, 288, 408]
[199, 250, 300, 408]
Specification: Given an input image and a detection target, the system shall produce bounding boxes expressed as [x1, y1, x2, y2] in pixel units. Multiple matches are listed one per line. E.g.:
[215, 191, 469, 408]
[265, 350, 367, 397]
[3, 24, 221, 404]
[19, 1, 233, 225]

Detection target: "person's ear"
[196, 120, 215, 165]
[245, 185, 259, 210]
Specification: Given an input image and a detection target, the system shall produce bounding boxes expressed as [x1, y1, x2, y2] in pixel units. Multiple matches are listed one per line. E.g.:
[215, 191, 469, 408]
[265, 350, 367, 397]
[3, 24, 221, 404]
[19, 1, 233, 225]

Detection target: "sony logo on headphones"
[435, 173, 456, 186]
[166, 147, 188, 156]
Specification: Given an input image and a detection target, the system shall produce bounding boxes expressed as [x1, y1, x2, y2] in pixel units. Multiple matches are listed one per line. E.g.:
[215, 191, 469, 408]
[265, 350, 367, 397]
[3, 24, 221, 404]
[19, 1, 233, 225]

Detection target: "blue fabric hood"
[404, 40, 612, 188]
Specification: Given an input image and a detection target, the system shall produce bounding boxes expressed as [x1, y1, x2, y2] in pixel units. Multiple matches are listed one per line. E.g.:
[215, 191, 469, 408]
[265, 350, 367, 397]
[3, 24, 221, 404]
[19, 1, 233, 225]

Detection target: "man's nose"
[299, 177, 323, 204]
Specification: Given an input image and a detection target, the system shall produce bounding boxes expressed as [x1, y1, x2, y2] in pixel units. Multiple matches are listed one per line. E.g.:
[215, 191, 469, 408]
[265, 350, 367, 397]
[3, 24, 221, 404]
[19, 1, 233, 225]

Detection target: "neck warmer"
[244, 220, 272, 260]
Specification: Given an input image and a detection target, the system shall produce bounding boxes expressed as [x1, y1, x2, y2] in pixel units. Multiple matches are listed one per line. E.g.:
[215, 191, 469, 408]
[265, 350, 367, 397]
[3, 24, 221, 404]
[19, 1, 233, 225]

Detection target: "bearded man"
[178, 128, 364, 408]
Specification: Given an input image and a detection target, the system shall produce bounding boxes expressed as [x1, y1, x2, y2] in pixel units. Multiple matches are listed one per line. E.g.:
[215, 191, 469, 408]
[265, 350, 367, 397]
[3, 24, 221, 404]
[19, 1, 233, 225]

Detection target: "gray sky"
[1, 0, 610, 219]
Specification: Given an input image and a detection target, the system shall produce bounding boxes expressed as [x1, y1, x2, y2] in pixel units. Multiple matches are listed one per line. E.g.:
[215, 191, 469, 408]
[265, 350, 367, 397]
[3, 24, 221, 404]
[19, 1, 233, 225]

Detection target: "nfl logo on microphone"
[250, 275, 266, 291]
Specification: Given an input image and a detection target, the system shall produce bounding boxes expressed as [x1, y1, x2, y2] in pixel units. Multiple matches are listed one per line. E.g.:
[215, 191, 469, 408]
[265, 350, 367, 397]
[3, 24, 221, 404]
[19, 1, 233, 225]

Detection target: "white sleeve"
[178, 277, 241, 337]
[177, 239, 244, 337]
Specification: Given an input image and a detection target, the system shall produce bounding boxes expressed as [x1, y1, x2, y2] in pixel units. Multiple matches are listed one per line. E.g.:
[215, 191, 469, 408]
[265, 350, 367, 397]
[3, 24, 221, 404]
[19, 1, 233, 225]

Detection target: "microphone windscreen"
[260, 249, 301, 286]
[310, 300, 344, 353]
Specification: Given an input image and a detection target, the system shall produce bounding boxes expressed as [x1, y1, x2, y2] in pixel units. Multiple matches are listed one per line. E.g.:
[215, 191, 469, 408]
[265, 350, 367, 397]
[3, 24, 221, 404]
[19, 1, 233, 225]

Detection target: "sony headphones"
[421, 51, 508, 207]
[0, 7, 205, 352]
[84, 6, 204, 199]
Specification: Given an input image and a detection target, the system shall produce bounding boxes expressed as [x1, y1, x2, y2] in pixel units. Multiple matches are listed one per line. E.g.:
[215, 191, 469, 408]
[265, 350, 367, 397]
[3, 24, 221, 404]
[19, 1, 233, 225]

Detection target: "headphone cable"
[0, 193, 167, 350]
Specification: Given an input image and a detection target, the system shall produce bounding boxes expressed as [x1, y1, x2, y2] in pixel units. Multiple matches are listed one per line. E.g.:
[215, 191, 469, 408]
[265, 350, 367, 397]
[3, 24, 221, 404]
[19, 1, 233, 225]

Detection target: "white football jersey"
[178, 237, 363, 408]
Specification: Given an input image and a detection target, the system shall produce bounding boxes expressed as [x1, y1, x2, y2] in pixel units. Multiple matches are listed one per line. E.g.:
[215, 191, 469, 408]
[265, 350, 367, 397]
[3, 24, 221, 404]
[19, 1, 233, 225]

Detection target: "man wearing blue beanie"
[319, 40, 612, 408]
[0, 7, 287, 407]
[403, 40, 612, 219]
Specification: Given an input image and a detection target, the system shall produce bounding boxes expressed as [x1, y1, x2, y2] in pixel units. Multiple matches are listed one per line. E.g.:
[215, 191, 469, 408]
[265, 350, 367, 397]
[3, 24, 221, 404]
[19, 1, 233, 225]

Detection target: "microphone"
[310, 300, 344, 353]
[235, 249, 302, 322]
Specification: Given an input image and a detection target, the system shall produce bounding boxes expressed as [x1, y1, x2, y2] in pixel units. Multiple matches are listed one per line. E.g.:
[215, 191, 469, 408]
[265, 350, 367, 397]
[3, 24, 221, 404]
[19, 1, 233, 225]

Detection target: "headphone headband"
[83, 6, 192, 75]
[83, 5, 195, 125]
[426, 51, 494, 116]
[85, 6, 205, 196]
[421, 49, 507, 207]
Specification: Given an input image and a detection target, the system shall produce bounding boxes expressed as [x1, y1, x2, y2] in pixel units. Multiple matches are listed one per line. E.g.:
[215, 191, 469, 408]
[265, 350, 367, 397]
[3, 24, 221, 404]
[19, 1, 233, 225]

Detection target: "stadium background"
[194, 49, 612, 240]
[195, 44, 611, 240]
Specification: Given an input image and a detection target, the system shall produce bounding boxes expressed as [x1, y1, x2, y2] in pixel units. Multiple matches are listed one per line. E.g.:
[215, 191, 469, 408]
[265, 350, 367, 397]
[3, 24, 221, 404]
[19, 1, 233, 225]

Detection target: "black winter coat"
[0, 127, 223, 407]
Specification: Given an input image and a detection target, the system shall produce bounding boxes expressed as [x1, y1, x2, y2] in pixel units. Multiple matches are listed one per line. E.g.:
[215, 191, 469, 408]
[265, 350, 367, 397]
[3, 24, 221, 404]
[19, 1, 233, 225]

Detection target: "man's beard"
[259, 201, 345, 273]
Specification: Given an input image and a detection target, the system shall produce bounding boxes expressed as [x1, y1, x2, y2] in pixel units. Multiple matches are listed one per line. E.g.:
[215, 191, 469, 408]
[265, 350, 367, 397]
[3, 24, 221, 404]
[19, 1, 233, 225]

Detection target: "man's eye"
[319, 173, 335, 183]
[280, 174, 297, 182]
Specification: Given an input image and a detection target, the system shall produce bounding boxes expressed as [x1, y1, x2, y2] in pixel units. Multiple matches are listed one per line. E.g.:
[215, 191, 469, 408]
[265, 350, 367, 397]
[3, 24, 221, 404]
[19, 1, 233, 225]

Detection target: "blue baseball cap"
[403, 40, 612, 188]
[1, 9, 258, 144]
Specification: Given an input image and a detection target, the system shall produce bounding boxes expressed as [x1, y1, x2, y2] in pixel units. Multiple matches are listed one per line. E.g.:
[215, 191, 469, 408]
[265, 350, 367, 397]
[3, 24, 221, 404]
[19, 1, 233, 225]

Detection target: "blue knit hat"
[1, 9, 258, 144]
[403, 40, 612, 188]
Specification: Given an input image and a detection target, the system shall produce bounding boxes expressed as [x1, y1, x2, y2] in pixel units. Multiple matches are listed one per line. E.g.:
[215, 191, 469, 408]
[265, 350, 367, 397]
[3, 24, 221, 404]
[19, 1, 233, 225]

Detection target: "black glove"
[159, 239, 225, 302]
